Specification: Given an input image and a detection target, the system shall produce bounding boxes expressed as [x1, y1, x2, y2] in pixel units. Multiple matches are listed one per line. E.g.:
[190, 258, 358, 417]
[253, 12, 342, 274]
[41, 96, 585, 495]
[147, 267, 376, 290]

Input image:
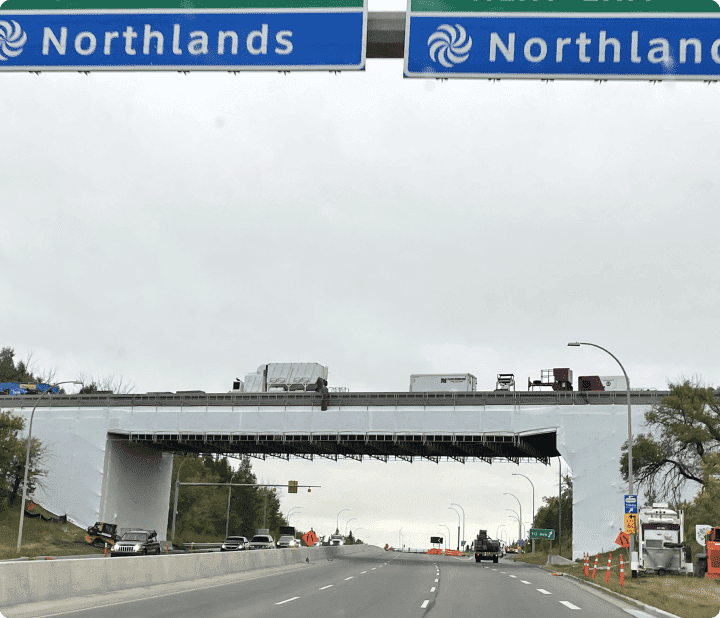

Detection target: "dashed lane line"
[345, 577, 354, 580]
[319, 585, 333, 590]
[520, 581, 531, 584]
[361, 571, 367, 574]
[509, 575, 517, 578]
[434, 579, 438, 582]
[560, 601, 581, 610]
[537, 589, 552, 595]
[421, 600, 429, 609]
[430, 587, 436, 592]
[276, 597, 299, 605]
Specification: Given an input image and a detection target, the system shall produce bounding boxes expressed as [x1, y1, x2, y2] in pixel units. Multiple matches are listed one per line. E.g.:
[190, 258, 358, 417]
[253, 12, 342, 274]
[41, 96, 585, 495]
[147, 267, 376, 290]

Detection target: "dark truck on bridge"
[473, 530, 501, 563]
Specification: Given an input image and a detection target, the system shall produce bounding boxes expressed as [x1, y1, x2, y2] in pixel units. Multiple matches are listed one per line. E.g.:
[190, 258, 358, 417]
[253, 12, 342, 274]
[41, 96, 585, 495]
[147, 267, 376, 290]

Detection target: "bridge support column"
[100, 438, 173, 541]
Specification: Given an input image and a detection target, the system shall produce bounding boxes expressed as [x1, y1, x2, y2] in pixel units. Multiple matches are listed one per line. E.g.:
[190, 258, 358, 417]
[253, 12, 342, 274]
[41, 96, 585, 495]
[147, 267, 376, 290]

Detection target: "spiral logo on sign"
[428, 24, 472, 68]
[0, 20, 27, 61]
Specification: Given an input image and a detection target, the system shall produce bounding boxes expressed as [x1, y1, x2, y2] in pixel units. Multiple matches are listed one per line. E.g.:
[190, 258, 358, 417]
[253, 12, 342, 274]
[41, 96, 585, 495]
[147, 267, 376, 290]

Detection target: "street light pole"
[225, 469, 238, 539]
[449, 507, 461, 551]
[568, 341, 634, 573]
[451, 503, 465, 550]
[399, 526, 404, 549]
[336, 509, 349, 535]
[345, 517, 357, 536]
[440, 524, 451, 551]
[17, 381, 82, 553]
[513, 473, 535, 554]
[504, 493, 522, 551]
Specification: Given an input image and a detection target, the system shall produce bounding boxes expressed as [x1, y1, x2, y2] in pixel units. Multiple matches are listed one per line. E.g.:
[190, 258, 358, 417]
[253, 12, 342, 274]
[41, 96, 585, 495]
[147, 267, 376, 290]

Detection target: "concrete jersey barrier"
[0, 544, 383, 608]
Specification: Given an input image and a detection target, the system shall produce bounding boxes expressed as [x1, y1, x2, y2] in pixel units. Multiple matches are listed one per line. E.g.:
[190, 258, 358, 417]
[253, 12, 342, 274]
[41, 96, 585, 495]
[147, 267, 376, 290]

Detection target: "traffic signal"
[288, 480, 298, 494]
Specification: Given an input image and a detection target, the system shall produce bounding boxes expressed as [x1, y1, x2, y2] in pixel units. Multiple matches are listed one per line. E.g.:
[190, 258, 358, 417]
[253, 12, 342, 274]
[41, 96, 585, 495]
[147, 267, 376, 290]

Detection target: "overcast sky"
[2, 0, 718, 548]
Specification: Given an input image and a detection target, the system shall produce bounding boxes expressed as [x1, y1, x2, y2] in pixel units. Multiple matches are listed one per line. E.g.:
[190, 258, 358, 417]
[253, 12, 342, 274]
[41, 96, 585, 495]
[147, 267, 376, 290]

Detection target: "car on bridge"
[110, 530, 160, 556]
[248, 534, 276, 550]
[221, 536, 249, 551]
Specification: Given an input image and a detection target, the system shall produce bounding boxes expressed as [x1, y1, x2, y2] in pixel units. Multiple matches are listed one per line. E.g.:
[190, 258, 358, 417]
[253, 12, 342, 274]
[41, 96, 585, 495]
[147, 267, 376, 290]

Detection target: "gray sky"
[2, 0, 718, 547]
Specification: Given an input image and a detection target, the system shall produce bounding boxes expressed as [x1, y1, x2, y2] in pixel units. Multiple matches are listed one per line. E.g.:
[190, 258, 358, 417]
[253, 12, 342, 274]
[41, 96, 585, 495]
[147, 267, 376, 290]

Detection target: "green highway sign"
[410, 0, 720, 13]
[529, 528, 555, 540]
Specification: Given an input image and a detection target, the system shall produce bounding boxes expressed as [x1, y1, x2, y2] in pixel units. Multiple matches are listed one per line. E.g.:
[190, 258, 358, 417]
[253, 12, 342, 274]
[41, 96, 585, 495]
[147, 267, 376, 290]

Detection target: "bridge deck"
[0, 389, 669, 408]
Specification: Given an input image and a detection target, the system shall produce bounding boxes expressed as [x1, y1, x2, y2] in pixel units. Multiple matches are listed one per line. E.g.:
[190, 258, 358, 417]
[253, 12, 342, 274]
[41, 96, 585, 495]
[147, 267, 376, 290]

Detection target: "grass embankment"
[512, 545, 720, 618]
[0, 503, 104, 561]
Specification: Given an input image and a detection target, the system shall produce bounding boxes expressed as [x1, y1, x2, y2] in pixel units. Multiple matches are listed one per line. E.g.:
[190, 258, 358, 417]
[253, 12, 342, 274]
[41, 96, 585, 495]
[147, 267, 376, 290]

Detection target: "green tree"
[620, 380, 720, 504]
[0, 347, 40, 384]
[530, 472, 572, 551]
[0, 411, 49, 511]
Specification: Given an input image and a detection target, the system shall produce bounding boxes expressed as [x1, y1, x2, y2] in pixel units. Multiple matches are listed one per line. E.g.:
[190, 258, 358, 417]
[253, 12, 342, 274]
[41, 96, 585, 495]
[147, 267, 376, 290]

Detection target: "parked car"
[110, 530, 160, 556]
[276, 535, 299, 548]
[221, 536, 249, 551]
[249, 534, 275, 550]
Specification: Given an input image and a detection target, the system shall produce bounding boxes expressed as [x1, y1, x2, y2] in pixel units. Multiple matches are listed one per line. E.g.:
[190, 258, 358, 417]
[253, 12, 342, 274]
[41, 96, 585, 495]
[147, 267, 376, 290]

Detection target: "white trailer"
[409, 374, 477, 392]
[242, 363, 328, 392]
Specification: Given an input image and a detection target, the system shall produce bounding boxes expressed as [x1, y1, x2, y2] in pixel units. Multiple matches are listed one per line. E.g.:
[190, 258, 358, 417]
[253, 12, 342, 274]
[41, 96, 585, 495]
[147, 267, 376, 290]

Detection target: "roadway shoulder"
[535, 564, 684, 618]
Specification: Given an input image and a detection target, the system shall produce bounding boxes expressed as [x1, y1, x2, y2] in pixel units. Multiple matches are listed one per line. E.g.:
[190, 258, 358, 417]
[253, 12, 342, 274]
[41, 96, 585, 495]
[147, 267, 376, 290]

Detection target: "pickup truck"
[473, 530, 501, 563]
[110, 529, 161, 556]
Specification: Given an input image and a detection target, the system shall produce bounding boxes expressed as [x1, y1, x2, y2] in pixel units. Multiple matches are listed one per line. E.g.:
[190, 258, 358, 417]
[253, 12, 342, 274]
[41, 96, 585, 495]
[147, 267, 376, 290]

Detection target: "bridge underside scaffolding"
[109, 430, 558, 465]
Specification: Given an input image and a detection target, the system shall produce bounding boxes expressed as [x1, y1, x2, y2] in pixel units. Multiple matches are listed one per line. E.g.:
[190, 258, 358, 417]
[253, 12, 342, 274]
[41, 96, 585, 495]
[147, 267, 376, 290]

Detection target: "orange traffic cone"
[605, 553, 613, 583]
[620, 554, 625, 587]
[592, 553, 599, 579]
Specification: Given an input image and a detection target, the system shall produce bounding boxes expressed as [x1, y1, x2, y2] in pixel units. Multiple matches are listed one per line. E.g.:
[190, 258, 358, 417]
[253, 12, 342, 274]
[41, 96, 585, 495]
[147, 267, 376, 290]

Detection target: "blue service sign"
[625, 494, 638, 513]
[0, 11, 365, 70]
[405, 16, 720, 79]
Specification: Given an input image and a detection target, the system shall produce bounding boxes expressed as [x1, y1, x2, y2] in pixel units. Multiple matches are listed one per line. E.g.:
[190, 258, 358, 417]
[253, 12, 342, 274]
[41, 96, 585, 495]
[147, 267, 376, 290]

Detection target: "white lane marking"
[560, 601, 581, 609]
[344, 576, 354, 580]
[431, 587, 436, 592]
[623, 611, 657, 618]
[521, 580, 531, 584]
[537, 589, 552, 595]
[492, 568, 497, 571]
[319, 585, 333, 590]
[509, 575, 517, 578]
[434, 579, 438, 582]
[421, 600, 429, 609]
[276, 597, 299, 605]
[372, 567, 376, 570]
[361, 571, 367, 574]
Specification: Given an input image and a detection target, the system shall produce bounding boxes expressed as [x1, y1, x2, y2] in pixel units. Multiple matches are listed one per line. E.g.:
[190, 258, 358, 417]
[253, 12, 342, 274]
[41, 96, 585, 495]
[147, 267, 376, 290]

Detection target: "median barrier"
[0, 544, 382, 608]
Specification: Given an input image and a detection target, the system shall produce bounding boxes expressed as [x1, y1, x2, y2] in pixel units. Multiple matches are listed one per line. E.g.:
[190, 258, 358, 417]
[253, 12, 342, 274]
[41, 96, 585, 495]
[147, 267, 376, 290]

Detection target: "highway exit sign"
[529, 528, 555, 540]
[404, 0, 720, 79]
[0, 0, 367, 71]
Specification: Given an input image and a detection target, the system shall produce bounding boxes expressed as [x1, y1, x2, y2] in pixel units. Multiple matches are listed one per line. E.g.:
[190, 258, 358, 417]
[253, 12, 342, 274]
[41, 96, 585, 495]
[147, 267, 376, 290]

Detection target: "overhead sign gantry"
[0, 0, 367, 71]
[404, 0, 720, 80]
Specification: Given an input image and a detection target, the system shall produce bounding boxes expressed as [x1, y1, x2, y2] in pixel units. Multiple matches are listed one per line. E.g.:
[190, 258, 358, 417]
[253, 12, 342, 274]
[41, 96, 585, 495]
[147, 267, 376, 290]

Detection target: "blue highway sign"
[404, 0, 720, 80]
[0, 2, 367, 71]
[625, 494, 638, 514]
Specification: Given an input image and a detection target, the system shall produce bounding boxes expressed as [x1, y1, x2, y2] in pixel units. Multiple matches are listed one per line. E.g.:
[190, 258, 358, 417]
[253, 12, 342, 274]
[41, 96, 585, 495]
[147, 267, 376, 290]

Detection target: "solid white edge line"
[276, 597, 300, 605]
[319, 585, 333, 590]
[560, 601, 581, 609]
[537, 589, 552, 595]
[421, 600, 430, 608]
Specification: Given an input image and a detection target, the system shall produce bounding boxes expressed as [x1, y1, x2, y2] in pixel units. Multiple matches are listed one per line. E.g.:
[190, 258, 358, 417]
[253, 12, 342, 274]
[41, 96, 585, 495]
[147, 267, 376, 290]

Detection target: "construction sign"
[615, 531, 630, 549]
[302, 529, 318, 547]
[624, 513, 637, 534]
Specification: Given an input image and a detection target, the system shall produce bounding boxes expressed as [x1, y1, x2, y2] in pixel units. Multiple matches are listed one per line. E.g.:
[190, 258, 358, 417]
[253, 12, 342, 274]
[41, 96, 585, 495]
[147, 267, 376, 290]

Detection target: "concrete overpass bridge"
[0, 390, 668, 560]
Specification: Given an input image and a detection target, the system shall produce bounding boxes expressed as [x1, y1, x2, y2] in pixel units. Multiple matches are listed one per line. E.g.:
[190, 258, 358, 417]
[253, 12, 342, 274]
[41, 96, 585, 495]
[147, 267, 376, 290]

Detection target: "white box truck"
[409, 374, 477, 392]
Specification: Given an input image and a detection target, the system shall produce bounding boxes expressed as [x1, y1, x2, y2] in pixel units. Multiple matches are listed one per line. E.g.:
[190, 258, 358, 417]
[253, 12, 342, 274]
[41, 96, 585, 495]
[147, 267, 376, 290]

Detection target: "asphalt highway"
[4, 552, 666, 618]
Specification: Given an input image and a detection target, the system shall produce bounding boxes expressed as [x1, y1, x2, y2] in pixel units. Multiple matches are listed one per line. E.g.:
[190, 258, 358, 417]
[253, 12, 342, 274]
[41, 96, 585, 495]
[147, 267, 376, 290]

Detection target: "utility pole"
[558, 458, 562, 558]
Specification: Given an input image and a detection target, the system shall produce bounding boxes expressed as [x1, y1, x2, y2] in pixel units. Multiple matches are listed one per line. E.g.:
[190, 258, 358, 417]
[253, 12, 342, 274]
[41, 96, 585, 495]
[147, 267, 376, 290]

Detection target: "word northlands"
[41, 24, 293, 56]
